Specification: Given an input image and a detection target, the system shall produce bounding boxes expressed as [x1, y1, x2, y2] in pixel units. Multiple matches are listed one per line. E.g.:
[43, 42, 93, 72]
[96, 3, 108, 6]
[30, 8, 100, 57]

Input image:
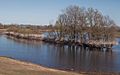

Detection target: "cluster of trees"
[51, 5, 116, 43]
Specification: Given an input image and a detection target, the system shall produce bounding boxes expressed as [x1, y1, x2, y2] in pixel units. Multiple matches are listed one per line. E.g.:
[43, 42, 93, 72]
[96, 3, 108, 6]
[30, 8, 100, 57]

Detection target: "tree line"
[0, 24, 53, 34]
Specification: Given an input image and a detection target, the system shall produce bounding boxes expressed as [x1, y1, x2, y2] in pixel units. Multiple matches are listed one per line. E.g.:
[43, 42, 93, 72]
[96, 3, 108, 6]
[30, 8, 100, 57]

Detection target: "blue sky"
[0, 0, 119, 25]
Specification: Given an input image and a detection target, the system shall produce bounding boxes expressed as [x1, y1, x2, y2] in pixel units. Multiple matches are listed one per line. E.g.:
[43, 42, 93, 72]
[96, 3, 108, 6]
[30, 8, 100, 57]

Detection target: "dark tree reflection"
[55, 45, 115, 72]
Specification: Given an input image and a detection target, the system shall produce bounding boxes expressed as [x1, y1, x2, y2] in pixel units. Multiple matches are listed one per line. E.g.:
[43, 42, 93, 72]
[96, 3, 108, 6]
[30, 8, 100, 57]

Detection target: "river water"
[0, 35, 120, 72]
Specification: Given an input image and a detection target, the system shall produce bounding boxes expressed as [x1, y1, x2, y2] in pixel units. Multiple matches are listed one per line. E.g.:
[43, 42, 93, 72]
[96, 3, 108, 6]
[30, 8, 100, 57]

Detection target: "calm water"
[0, 35, 120, 72]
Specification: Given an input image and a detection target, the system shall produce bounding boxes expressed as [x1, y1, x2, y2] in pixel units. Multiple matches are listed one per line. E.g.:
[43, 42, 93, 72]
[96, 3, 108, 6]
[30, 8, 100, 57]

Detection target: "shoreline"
[0, 56, 81, 75]
[5, 32, 117, 51]
[0, 56, 119, 75]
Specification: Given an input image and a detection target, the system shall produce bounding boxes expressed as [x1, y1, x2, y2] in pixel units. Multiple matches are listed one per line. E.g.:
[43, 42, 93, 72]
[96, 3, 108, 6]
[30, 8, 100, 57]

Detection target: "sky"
[0, 0, 119, 25]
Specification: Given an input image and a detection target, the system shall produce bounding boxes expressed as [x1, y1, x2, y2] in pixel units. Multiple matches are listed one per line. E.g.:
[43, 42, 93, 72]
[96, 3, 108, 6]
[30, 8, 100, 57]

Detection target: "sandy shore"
[0, 57, 81, 75]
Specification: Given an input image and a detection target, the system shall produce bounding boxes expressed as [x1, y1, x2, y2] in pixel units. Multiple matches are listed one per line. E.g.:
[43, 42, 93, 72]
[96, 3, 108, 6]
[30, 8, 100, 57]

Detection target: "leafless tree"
[54, 5, 116, 43]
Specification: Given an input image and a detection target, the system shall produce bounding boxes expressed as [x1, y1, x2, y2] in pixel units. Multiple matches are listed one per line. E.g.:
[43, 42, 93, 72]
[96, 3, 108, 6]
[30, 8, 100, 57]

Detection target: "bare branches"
[54, 5, 116, 43]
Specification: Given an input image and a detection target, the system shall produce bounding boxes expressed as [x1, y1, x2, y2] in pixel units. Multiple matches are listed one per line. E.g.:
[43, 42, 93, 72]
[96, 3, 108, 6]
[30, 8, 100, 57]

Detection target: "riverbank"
[5, 32, 117, 51]
[0, 57, 119, 75]
[0, 57, 81, 75]
[0, 29, 7, 34]
[5, 32, 44, 41]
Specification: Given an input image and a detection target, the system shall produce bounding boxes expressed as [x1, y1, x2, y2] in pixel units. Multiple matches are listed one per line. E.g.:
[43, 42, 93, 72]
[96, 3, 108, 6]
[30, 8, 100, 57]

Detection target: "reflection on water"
[0, 35, 120, 72]
[52, 45, 115, 72]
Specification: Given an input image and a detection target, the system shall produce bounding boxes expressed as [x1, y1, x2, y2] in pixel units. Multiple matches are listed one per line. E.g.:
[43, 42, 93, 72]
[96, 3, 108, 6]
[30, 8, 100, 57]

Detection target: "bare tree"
[54, 5, 116, 44]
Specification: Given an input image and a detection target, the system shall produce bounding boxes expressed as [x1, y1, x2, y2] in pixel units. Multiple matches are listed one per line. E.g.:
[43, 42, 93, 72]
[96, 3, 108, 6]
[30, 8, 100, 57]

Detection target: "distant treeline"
[48, 5, 118, 43]
[0, 23, 53, 34]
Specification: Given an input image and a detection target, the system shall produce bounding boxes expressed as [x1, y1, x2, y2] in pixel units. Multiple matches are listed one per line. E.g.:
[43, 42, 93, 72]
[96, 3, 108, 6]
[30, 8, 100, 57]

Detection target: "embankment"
[5, 32, 118, 50]
[0, 57, 81, 75]
[5, 32, 44, 41]
[0, 57, 119, 75]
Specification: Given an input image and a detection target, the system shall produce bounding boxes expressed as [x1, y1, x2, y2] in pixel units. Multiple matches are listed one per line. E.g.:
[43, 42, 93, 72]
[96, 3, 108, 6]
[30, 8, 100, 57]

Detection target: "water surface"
[0, 35, 120, 72]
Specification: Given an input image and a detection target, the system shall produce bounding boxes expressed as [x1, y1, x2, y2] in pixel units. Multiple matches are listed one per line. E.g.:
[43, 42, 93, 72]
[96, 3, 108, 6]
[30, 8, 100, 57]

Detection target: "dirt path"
[0, 57, 82, 75]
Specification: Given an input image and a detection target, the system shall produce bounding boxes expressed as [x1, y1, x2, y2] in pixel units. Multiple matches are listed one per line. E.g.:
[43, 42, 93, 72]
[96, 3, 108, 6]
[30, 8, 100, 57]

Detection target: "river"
[0, 35, 120, 73]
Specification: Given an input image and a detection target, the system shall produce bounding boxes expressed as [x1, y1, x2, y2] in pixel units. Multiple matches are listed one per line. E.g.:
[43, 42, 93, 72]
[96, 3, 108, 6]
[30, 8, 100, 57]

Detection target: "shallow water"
[0, 35, 120, 72]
